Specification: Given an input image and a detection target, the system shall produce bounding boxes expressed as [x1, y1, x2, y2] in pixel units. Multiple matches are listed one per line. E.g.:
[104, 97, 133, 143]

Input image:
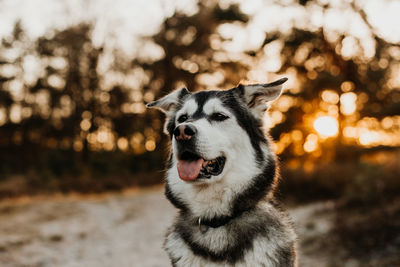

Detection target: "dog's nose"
[173, 125, 196, 141]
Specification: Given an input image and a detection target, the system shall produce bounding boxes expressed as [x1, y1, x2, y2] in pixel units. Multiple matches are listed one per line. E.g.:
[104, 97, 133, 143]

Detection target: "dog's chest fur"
[164, 202, 296, 267]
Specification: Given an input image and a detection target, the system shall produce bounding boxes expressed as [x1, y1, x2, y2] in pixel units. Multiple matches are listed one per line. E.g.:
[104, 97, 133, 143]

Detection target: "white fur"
[176, 98, 198, 118]
[202, 98, 226, 114]
[167, 98, 264, 219]
[151, 79, 296, 266]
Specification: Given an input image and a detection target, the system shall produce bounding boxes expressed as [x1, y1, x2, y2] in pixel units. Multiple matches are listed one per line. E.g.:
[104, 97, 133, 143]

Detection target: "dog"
[147, 77, 297, 266]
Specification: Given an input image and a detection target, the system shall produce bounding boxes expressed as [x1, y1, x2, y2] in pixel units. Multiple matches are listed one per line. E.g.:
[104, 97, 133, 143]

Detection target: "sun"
[313, 116, 338, 138]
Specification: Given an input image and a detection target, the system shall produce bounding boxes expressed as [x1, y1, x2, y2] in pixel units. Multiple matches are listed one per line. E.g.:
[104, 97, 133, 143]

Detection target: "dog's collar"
[198, 215, 232, 229]
[197, 209, 250, 231]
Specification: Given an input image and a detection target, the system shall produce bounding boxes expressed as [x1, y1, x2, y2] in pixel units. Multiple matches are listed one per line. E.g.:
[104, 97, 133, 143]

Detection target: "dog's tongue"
[177, 158, 204, 181]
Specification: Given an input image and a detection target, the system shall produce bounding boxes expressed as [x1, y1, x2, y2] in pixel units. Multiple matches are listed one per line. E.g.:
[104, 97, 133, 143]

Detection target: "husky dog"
[147, 78, 297, 266]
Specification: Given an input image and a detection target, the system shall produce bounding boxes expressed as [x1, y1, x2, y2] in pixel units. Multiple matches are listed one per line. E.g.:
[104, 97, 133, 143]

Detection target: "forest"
[0, 0, 399, 265]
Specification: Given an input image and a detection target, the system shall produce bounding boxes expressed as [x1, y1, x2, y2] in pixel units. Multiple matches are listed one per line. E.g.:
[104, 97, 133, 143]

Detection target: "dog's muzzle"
[173, 124, 226, 182]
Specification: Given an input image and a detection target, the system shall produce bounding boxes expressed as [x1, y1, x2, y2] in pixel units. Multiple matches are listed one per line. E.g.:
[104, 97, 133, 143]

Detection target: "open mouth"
[177, 151, 226, 181]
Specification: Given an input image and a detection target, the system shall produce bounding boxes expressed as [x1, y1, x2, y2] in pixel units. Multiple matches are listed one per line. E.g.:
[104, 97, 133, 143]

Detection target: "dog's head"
[147, 78, 287, 186]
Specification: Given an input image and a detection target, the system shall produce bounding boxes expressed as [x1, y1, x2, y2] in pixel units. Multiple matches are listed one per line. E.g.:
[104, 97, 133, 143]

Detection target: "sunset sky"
[1, 0, 399, 56]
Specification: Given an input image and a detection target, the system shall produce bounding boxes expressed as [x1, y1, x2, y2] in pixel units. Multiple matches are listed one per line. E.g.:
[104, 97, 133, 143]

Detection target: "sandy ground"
[0, 187, 336, 267]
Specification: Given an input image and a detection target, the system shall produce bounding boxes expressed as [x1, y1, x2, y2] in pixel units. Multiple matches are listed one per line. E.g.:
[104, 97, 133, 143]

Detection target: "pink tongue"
[177, 158, 204, 181]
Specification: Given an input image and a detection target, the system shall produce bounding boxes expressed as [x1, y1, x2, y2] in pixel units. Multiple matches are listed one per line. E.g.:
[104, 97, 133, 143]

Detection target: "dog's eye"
[177, 114, 188, 123]
[210, 113, 229, 121]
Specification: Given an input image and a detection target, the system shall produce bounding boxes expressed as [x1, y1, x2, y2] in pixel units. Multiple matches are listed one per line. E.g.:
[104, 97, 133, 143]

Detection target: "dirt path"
[0, 188, 335, 267]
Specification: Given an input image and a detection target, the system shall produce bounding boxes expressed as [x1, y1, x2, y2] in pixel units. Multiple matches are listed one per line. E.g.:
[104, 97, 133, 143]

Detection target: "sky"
[0, 0, 198, 55]
[0, 0, 399, 57]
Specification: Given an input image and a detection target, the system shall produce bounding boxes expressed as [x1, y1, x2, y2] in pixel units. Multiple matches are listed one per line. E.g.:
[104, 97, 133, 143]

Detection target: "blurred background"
[0, 0, 399, 266]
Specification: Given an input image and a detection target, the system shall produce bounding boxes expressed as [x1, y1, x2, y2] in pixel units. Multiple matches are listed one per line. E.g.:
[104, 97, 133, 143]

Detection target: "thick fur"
[147, 78, 297, 266]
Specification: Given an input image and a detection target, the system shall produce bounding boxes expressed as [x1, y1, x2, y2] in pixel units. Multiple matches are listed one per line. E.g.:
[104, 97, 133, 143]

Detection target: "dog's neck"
[197, 206, 252, 229]
[166, 158, 278, 229]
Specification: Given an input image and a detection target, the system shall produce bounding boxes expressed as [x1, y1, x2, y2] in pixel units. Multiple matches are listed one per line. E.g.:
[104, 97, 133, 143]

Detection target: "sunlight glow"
[359, 129, 381, 146]
[343, 126, 358, 138]
[73, 140, 83, 152]
[0, 108, 7, 126]
[321, 90, 339, 104]
[117, 137, 129, 151]
[341, 81, 355, 92]
[340, 92, 357, 115]
[303, 134, 319, 153]
[264, 110, 285, 128]
[145, 139, 156, 151]
[313, 116, 339, 138]
[80, 119, 91, 131]
[341, 116, 400, 147]
[10, 104, 22, 124]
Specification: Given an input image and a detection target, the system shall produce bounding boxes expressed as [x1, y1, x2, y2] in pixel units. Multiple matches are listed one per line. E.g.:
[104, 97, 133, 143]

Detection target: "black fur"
[226, 87, 268, 163]
[262, 77, 288, 87]
[230, 154, 276, 216]
[185, 89, 267, 163]
[164, 89, 280, 263]
[274, 244, 296, 267]
[200, 155, 276, 228]
[170, 89, 267, 164]
[192, 91, 215, 120]
[174, 203, 292, 264]
[166, 119, 176, 137]
[165, 88, 191, 138]
[170, 256, 181, 267]
[165, 182, 188, 213]
[172, 160, 279, 263]
[160, 84, 296, 266]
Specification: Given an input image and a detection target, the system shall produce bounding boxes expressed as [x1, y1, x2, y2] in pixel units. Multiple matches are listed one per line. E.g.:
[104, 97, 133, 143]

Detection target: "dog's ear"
[233, 77, 287, 118]
[146, 88, 190, 116]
